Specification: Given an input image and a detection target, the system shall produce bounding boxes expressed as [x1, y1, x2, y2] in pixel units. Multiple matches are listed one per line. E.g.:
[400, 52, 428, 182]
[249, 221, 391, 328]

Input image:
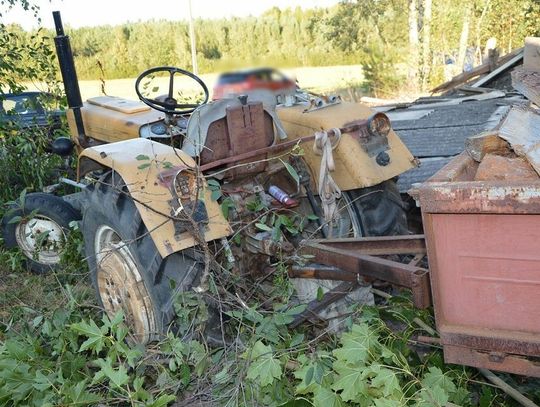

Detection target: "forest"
[3, 0, 540, 95]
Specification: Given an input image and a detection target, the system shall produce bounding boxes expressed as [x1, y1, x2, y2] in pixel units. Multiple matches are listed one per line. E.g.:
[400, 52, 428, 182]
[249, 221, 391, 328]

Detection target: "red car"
[212, 68, 296, 100]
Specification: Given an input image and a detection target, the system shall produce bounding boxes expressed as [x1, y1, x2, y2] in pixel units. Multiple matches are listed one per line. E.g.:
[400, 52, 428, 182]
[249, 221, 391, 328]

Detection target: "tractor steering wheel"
[135, 66, 209, 115]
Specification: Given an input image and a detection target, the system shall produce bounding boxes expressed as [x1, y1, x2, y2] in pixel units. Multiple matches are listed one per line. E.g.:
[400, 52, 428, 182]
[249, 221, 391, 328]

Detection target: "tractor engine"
[213, 159, 303, 278]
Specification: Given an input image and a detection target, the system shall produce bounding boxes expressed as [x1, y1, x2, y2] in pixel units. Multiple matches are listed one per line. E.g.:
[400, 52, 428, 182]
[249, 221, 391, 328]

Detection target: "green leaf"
[246, 341, 282, 387]
[371, 366, 401, 397]
[63, 380, 102, 405]
[374, 399, 402, 407]
[331, 361, 370, 402]
[136, 154, 150, 160]
[132, 376, 151, 401]
[313, 387, 344, 407]
[110, 309, 125, 327]
[417, 386, 449, 407]
[96, 357, 129, 388]
[7, 215, 21, 224]
[421, 367, 457, 394]
[316, 286, 324, 301]
[213, 364, 231, 385]
[70, 319, 106, 354]
[290, 333, 305, 348]
[147, 394, 176, 407]
[332, 323, 379, 365]
[255, 222, 273, 232]
[304, 366, 314, 386]
[280, 159, 300, 186]
[380, 345, 401, 366]
[211, 189, 222, 201]
[32, 370, 52, 392]
[451, 386, 471, 405]
[138, 163, 151, 170]
[206, 178, 221, 187]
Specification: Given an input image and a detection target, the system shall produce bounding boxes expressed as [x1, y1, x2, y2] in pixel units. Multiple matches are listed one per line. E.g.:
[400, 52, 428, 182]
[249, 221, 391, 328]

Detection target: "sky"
[3, 0, 341, 30]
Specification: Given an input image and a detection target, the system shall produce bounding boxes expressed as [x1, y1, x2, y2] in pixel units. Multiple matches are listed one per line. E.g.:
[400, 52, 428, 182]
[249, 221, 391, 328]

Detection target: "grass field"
[41, 65, 364, 101]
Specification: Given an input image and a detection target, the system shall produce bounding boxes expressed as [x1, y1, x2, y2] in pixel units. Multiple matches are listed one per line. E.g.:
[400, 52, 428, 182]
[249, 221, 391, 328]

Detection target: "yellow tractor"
[2, 12, 418, 342]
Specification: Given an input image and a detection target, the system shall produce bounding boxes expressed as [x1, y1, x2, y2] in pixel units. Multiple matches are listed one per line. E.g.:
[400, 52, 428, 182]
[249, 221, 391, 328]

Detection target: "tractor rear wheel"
[345, 179, 408, 237]
[293, 179, 408, 329]
[82, 172, 202, 343]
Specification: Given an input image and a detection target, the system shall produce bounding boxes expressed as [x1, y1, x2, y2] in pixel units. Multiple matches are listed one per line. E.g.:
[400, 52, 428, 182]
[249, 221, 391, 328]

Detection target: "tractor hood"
[276, 101, 418, 190]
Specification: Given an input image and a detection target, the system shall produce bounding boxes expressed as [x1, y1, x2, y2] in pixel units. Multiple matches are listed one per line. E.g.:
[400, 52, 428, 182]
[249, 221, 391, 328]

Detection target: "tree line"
[3, 0, 540, 96]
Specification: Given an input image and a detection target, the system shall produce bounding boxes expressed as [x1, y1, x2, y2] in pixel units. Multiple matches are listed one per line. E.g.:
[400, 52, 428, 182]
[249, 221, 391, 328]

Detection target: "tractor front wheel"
[2, 192, 81, 273]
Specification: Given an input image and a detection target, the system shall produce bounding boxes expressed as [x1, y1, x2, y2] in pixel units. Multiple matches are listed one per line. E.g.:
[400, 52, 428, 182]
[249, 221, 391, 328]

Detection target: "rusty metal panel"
[200, 102, 274, 177]
[300, 239, 431, 308]
[429, 213, 540, 334]
[413, 152, 540, 214]
[417, 151, 540, 376]
[308, 234, 426, 256]
[225, 102, 272, 178]
[444, 345, 540, 377]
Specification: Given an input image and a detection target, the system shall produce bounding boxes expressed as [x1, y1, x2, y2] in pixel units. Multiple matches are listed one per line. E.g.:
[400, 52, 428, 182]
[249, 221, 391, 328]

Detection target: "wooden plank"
[498, 106, 540, 176]
[524, 37, 540, 71]
[512, 67, 540, 106]
[465, 131, 511, 162]
[430, 64, 490, 94]
[409, 90, 505, 109]
[471, 51, 524, 88]
[431, 47, 524, 93]
[456, 85, 495, 94]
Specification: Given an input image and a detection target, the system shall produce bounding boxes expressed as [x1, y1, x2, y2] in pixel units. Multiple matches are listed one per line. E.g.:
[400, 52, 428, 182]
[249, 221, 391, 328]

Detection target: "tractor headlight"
[367, 112, 391, 138]
[170, 168, 209, 233]
[173, 168, 198, 201]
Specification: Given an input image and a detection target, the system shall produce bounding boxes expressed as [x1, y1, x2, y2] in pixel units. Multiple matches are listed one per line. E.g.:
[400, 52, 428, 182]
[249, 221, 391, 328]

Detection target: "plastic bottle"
[268, 185, 298, 207]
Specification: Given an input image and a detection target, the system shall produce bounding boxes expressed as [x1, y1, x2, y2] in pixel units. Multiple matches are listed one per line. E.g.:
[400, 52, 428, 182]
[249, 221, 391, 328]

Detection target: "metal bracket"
[292, 235, 431, 309]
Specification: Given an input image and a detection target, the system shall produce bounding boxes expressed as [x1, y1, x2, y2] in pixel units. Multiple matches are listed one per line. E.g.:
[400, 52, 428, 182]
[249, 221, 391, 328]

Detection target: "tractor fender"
[78, 138, 232, 258]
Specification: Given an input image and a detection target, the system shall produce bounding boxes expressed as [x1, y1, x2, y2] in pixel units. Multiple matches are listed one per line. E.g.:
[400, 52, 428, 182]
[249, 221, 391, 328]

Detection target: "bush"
[0, 122, 70, 208]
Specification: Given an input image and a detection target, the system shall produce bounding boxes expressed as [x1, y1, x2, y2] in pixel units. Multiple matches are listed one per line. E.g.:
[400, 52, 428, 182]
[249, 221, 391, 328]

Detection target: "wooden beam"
[471, 51, 524, 88]
[524, 37, 540, 71]
[431, 47, 524, 93]
[465, 131, 511, 162]
[512, 67, 540, 106]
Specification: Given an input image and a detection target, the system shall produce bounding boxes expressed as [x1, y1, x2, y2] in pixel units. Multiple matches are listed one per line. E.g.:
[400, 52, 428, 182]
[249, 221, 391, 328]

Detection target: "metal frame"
[289, 235, 430, 327]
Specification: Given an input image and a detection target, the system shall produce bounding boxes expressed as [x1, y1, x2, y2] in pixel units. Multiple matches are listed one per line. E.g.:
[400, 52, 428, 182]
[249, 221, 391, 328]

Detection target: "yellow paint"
[277, 102, 417, 190]
[78, 138, 232, 258]
[67, 98, 164, 144]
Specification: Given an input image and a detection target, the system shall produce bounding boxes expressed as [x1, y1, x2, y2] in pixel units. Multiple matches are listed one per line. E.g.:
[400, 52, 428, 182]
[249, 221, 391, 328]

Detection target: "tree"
[457, 4, 471, 70]
[0, 1, 59, 94]
[408, 0, 420, 90]
[421, 0, 432, 90]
